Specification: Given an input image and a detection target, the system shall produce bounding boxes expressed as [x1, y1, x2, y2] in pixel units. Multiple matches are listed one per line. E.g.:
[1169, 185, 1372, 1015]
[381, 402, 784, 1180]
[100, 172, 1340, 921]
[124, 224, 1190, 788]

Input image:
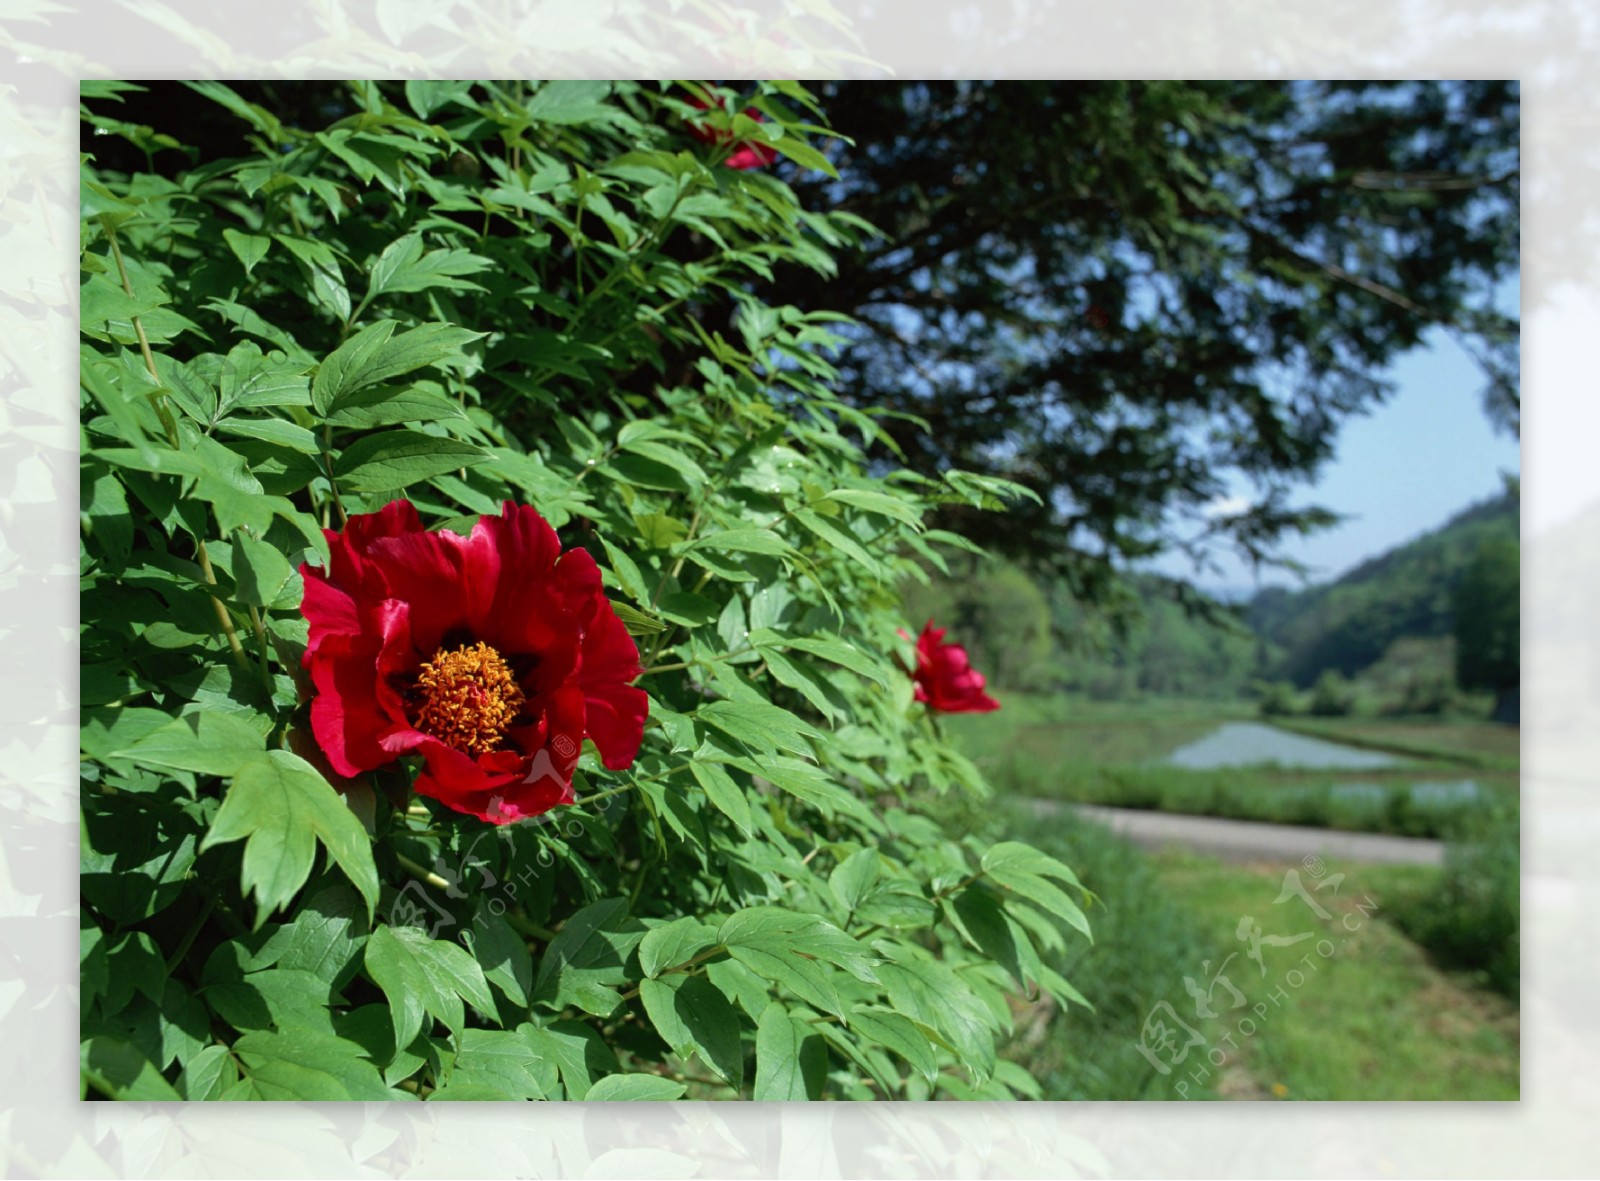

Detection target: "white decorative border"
[5, 4, 1581, 1175]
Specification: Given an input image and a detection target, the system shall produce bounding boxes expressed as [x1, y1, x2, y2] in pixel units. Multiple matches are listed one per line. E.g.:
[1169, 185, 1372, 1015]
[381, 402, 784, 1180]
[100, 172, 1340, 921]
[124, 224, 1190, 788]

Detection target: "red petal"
[324, 500, 423, 593]
[361, 527, 476, 655]
[479, 502, 566, 654]
[309, 631, 410, 776]
[579, 599, 646, 769]
[409, 735, 522, 818]
[298, 568, 361, 661]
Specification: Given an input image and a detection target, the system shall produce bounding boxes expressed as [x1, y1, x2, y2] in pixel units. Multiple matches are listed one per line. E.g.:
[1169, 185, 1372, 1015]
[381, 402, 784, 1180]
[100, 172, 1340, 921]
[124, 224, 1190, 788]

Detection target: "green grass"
[989, 804, 1223, 1100]
[1150, 850, 1519, 1100]
[959, 696, 1520, 1100]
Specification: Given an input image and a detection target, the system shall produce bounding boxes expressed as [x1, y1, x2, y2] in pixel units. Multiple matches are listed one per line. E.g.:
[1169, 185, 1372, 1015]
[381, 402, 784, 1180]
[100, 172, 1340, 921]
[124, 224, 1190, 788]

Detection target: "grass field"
[995, 804, 1520, 1100]
[962, 695, 1521, 1100]
[1148, 851, 1519, 1100]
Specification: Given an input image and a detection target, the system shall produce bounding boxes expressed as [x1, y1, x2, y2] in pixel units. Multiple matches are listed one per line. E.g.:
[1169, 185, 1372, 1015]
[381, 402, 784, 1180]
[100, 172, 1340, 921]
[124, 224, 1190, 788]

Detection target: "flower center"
[411, 641, 525, 756]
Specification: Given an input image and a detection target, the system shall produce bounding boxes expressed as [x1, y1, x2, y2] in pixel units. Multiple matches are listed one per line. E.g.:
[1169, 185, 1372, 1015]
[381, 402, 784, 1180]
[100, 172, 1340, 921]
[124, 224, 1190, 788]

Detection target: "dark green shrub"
[1390, 801, 1520, 998]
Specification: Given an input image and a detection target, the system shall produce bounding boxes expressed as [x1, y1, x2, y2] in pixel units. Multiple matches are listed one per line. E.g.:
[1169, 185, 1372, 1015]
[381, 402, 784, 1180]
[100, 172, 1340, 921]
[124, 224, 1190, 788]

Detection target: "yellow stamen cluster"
[411, 641, 525, 756]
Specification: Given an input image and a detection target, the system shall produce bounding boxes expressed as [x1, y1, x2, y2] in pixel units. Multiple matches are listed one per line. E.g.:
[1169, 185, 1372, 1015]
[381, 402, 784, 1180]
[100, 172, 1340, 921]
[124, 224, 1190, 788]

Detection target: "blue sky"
[1155, 324, 1523, 595]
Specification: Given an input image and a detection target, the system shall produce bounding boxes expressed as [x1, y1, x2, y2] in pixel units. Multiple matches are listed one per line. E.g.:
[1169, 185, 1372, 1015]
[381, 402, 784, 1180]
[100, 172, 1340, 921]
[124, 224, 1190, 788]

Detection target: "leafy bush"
[991, 806, 1216, 1100]
[1308, 670, 1356, 717]
[1389, 801, 1520, 999]
[1256, 679, 1302, 717]
[78, 80, 1092, 1101]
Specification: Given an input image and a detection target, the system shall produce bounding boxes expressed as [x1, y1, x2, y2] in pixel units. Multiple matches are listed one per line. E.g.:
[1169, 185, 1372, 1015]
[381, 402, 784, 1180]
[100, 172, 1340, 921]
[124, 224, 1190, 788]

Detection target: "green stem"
[321, 424, 348, 527]
[504, 909, 557, 943]
[394, 852, 451, 892]
[195, 541, 253, 673]
[246, 603, 274, 697]
[105, 217, 254, 674]
[616, 944, 725, 1002]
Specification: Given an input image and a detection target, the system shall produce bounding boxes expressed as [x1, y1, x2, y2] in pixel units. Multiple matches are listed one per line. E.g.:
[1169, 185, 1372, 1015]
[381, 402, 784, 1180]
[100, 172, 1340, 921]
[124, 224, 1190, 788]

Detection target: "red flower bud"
[901, 620, 1001, 714]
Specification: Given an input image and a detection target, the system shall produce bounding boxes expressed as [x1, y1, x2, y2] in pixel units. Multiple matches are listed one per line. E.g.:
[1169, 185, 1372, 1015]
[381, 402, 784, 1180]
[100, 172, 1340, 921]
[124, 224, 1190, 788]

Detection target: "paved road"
[1020, 799, 1445, 866]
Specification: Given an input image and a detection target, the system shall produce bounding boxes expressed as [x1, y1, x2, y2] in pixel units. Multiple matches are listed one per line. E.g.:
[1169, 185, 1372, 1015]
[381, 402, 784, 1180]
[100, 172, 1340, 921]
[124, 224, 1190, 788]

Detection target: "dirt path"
[1020, 799, 1445, 866]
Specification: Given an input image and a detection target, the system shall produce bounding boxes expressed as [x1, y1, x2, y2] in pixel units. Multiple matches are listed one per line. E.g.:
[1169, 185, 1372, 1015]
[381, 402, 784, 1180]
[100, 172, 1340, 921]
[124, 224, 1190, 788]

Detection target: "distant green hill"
[1247, 487, 1519, 687]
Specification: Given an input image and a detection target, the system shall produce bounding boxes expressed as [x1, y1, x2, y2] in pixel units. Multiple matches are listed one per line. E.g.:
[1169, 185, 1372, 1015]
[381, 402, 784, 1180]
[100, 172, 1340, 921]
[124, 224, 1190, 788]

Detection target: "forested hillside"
[1248, 486, 1519, 687]
[904, 484, 1519, 711]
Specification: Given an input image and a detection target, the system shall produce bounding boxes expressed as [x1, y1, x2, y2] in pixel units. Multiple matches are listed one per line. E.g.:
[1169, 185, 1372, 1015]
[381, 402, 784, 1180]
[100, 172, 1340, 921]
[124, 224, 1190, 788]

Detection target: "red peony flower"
[298, 500, 648, 824]
[902, 621, 1001, 714]
[686, 94, 779, 170]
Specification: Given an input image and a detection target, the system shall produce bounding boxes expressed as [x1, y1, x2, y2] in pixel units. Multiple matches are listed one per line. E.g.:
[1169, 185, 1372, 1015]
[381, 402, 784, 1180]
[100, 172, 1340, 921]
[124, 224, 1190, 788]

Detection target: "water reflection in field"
[1163, 722, 1401, 770]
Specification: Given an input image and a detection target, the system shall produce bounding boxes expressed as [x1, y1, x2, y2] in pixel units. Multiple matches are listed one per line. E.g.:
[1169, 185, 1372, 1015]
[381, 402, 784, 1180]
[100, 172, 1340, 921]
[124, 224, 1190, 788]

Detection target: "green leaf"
[232, 529, 297, 609]
[821, 487, 923, 528]
[526, 81, 621, 126]
[215, 341, 313, 414]
[533, 897, 644, 1018]
[633, 511, 687, 549]
[793, 508, 882, 575]
[312, 321, 483, 414]
[854, 888, 937, 931]
[471, 906, 533, 1007]
[829, 847, 880, 916]
[336, 429, 490, 492]
[367, 232, 493, 299]
[611, 602, 667, 637]
[689, 761, 752, 837]
[849, 1009, 939, 1086]
[760, 647, 844, 721]
[616, 438, 707, 488]
[215, 416, 321, 454]
[205, 966, 342, 1036]
[200, 749, 380, 925]
[405, 80, 476, 120]
[230, 1028, 400, 1100]
[222, 228, 271, 275]
[720, 906, 878, 982]
[876, 952, 998, 1083]
[81, 1035, 183, 1101]
[178, 1044, 239, 1100]
[583, 1073, 685, 1101]
[275, 234, 351, 321]
[250, 884, 369, 987]
[323, 384, 467, 429]
[753, 1003, 825, 1100]
[525, 1020, 618, 1100]
[638, 975, 744, 1089]
[688, 528, 793, 557]
[637, 916, 720, 979]
[783, 634, 889, 687]
[717, 909, 863, 1020]
[363, 924, 496, 1051]
[980, 841, 1092, 940]
[747, 757, 882, 829]
[439, 1027, 549, 1100]
[310, 320, 398, 414]
[769, 133, 838, 178]
[697, 699, 820, 759]
[112, 711, 267, 779]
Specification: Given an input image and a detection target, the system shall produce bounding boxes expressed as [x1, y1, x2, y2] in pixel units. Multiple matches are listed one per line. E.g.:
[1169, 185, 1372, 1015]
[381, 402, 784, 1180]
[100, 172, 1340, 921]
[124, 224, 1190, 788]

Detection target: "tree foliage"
[766, 81, 1520, 594]
[79, 80, 1091, 1102]
[1247, 488, 1518, 688]
[1453, 534, 1521, 694]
